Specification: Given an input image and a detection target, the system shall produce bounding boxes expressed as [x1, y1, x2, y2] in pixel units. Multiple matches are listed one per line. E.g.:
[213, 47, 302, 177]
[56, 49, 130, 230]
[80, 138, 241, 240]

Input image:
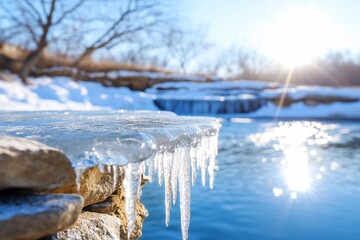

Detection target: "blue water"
[141, 119, 360, 240]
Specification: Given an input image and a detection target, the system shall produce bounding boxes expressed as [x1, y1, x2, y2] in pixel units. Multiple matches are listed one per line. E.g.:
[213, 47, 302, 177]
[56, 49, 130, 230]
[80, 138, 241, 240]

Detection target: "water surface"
[141, 119, 360, 240]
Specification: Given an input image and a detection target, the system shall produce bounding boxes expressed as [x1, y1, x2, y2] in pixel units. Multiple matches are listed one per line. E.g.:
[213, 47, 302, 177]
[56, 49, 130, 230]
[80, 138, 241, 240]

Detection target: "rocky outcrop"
[52, 166, 123, 207]
[54, 167, 148, 239]
[0, 136, 148, 240]
[0, 193, 84, 240]
[43, 211, 122, 240]
[84, 188, 148, 239]
[0, 136, 75, 191]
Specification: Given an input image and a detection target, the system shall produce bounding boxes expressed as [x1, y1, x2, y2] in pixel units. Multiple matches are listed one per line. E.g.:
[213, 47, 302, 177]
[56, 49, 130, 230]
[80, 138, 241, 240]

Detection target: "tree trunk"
[71, 47, 95, 80]
[74, 47, 95, 68]
[18, 48, 45, 84]
[18, 0, 56, 84]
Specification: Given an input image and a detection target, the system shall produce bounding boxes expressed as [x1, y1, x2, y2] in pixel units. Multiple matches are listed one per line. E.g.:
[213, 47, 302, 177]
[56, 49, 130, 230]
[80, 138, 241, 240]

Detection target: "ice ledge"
[0, 110, 221, 240]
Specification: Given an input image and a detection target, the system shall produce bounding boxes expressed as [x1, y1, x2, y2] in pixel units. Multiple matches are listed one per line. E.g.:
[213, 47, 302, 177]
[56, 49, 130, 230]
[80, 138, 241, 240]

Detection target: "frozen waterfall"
[154, 96, 267, 115]
[0, 111, 221, 240]
[146, 81, 269, 115]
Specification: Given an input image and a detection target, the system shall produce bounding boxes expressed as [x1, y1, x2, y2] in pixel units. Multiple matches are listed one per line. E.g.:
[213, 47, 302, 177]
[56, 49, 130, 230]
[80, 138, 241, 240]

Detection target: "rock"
[84, 187, 148, 239]
[0, 136, 75, 191]
[43, 211, 122, 240]
[53, 166, 123, 206]
[54, 166, 148, 239]
[0, 192, 84, 240]
[83, 194, 119, 214]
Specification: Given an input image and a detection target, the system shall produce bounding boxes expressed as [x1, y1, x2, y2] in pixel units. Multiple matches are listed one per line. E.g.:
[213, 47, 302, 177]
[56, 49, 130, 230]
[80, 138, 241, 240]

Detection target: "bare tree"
[1, 0, 200, 80]
[74, 0, 172, 68]
[160, 27, 210, 73]
[0, 0, 84, 84]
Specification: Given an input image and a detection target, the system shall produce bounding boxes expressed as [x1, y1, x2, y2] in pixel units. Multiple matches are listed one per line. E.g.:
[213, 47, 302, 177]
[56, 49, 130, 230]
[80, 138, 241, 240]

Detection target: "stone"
[43, 211, 122, 240]
[0, 192, 84, 240]
[0, 136, 75, 191]
[84, 186, 148, 239]
[53, 166, 123, 206]
[52, 165, 148, 239]
[83, 194, 119, 214]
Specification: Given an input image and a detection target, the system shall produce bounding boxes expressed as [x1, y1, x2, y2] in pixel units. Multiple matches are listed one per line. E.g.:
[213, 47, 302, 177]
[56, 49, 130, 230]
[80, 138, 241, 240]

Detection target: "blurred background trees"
[0, 0, 359, 86]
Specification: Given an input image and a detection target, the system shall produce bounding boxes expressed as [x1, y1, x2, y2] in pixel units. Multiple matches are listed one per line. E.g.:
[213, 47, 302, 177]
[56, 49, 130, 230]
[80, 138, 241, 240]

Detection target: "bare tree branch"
[52, 0, 84, 26]
[23, 0, 43, 24]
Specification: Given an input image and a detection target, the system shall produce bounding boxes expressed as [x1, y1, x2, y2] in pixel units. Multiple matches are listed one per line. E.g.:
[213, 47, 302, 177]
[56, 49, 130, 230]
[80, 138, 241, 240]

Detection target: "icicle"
[153, 152, 159, 173]
[190, 146, 197, 186]
[196, 138, 203, 166]
[147, 156, 155, 183]
[208, 157, 216, 189]
[139, 161, 146, 176]
[158, 152, 164, 186]
[123, 163, 141, 239]
[75, 168, 84, 192]
[171, 147, 182, 205]
[98, 163, 105, 173]
[207, 136, 217, 189]
[164, 151, 174, 226]
[179, 146, 191, 240]
[118, 166, 123, 176]
[112, 165, 118, 189]
[200, 138, 209, 187]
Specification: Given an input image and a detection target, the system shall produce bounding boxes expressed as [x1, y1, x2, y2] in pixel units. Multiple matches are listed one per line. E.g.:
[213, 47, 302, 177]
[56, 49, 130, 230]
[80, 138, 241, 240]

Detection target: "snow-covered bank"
[149, 80, 360, 119]
[247, 101, 360, 119]
[1, 77, 360, 119]
[0, 77, 156, 111]
[149, 80, 360, 100]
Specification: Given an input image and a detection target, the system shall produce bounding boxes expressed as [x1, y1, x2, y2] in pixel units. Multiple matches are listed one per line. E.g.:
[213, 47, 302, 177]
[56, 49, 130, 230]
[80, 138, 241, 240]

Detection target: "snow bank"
[149, 80, 360, 100]
[148, 80, 360, 119]
[0, 77, 157, 111]
[247, 101, 360, 119]
[261, 86, 360, 100]
[1, 76, 360, 119]
[147, 80, 277, 94]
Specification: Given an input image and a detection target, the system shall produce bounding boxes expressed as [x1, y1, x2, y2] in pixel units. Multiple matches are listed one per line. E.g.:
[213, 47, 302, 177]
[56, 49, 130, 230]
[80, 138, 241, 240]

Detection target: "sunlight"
[263, 8, 343, 67]
[283, 148, 310, 192]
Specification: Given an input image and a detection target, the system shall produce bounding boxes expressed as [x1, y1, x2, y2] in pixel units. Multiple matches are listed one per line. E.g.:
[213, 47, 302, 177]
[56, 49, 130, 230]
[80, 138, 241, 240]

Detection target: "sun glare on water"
[263, 8, 344, 67]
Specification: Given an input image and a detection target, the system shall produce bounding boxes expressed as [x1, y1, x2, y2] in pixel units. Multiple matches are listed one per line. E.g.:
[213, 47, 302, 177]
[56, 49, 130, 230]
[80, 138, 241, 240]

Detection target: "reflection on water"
[142, 120, 360, 240]
[248, 121, 344, 199]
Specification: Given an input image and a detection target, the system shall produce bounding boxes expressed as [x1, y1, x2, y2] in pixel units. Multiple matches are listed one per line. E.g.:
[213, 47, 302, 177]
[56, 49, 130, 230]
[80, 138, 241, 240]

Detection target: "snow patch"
[0, 77, 157, 111]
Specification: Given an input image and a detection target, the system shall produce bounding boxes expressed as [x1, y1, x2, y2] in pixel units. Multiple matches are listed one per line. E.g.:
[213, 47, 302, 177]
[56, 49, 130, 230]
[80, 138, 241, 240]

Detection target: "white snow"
[261, 86, 360, 100]
[105, 70, 209, 82]
[147, 79, 277, 94]
[147, 80, 360, 119]
[0, 76, 156, 111]
[247, 101, 360, 119]
[2, 76, 359, 119]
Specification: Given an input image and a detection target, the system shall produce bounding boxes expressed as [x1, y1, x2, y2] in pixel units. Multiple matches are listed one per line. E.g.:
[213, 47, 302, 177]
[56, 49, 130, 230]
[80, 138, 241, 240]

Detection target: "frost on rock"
[0, 111, 220, 240]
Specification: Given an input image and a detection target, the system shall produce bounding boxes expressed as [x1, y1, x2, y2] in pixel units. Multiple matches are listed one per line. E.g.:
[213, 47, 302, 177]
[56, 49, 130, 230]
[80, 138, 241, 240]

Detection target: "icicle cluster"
[75, 119, 220, 240]
[118, 127, 219, 240]
[139, 133, 219, 240]
[0, 111, 220, 240]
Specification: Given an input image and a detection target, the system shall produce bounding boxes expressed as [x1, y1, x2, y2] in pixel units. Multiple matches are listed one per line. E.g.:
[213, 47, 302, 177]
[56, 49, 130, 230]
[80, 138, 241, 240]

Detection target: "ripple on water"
[142, 120, 360, 240]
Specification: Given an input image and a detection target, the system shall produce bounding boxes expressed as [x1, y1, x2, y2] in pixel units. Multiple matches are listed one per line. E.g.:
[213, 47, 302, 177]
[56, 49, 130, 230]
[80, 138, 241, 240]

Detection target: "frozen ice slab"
[0, 110, 220, 240]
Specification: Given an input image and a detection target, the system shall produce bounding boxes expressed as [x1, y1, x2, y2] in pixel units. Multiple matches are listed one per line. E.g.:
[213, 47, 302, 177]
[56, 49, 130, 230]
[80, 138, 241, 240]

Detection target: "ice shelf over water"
[0, 110, 221, 240]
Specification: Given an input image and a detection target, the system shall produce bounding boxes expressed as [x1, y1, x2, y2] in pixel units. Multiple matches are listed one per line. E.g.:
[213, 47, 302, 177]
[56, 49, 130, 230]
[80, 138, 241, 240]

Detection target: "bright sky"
[179, 0, 360, 64]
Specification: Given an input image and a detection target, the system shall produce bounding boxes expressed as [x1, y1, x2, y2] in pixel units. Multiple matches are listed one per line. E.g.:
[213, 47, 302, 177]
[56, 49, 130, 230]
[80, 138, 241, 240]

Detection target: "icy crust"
[0, 111, 220, 240]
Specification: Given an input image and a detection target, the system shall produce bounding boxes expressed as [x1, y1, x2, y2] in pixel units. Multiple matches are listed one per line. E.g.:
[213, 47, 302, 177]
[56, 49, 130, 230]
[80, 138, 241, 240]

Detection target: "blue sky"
[178, 0, 360, 55]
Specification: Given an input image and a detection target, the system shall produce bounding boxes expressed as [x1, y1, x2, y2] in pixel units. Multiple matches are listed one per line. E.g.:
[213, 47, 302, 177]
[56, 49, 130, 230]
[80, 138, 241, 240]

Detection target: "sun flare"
[263, 8, 342, 67]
